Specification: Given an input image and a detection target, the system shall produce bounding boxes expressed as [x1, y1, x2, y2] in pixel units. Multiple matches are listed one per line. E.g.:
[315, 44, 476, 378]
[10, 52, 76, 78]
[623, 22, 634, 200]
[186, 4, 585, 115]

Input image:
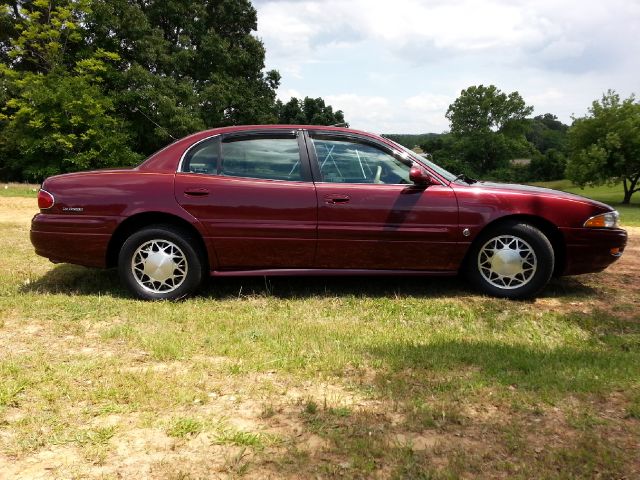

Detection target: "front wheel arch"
[461, 215, 565, 276]
[464, 219, 556, 299]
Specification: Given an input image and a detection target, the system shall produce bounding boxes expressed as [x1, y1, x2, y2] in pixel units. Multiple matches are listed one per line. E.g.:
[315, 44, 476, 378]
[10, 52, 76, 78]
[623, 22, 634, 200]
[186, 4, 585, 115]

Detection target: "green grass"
[0, 183, 39, 197]
[166, 417, 204, 438]
[1, 196, 639, 478]
[531, 179, 640, 226]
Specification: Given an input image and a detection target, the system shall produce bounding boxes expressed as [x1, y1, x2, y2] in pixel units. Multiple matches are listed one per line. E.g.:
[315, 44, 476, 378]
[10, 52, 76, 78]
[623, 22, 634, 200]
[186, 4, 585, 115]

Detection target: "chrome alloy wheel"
[478, 235, 537, 290]
[131, 239, 188, 294]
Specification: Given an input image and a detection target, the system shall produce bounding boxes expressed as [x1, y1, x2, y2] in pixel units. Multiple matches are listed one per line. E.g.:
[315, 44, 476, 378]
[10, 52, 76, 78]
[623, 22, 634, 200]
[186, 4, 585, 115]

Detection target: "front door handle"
[324, 194, 350, 205]
[184, 188, 210, 197]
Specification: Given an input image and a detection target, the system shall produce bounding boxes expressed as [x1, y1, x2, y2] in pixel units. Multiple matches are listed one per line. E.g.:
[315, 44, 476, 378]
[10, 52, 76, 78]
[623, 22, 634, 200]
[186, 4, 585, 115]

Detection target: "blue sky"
[254, 0, 640, 134]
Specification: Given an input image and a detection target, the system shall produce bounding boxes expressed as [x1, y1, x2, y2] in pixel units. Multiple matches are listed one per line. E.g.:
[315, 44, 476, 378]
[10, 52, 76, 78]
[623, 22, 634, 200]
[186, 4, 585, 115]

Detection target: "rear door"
[175, 130, 318, 269]
[306, 131, 460, 271]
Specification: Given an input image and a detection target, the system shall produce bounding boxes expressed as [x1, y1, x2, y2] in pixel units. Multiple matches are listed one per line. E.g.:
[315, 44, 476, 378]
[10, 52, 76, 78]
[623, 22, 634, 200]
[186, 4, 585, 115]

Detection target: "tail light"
[37, 189, 55, 210]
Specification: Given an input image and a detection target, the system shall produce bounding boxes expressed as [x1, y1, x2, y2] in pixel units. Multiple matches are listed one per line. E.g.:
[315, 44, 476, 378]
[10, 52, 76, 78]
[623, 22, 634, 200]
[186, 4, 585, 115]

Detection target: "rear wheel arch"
[462, 215, 565, 276]
[106, 212, 210, 270]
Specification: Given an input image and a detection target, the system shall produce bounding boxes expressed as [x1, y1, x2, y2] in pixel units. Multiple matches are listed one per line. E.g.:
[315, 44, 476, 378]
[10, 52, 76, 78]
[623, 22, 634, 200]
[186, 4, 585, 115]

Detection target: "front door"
[306, 131, 460, 271]
[175, 130, 317, 269]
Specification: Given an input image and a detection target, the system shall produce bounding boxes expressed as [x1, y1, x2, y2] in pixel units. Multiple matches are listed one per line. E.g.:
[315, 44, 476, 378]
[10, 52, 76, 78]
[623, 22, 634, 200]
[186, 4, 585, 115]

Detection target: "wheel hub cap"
[478, 235, 537, 290]
[132, 239, 188, 294]
[490, 249, 525, 277]
[143, 250, 178, 283]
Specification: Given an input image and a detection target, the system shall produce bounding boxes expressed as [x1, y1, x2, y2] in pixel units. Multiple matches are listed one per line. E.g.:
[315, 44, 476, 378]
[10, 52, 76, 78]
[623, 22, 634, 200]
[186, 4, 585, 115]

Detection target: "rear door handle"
[184, 188, 210, 197]
[324, 194, 350, 205]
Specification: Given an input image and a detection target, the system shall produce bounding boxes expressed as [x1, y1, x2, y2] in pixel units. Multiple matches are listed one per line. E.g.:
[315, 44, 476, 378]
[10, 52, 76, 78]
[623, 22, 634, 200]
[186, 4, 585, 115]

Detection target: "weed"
[166, 418, 203, 438]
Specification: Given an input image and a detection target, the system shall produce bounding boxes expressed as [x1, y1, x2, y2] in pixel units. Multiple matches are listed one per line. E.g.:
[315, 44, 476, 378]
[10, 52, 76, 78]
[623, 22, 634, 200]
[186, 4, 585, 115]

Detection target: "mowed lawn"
[0, 186, 639, 479]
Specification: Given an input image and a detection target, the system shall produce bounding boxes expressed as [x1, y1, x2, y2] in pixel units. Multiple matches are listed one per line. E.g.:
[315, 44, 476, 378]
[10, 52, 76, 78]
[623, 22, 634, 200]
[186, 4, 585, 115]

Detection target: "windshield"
[386, 139, 458, 183]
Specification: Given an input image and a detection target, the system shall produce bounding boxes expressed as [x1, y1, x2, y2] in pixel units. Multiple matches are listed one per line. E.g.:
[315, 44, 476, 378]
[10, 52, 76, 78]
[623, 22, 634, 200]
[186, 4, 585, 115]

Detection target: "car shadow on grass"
[20, 264, 600, 301]
[367, 339, 639, 399]
[20, 264, 127, 297]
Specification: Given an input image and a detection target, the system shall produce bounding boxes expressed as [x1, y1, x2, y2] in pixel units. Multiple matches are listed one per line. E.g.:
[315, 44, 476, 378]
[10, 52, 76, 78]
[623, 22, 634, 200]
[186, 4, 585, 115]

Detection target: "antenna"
[132, 106, 177, 140]
[331, 122, 349, 128]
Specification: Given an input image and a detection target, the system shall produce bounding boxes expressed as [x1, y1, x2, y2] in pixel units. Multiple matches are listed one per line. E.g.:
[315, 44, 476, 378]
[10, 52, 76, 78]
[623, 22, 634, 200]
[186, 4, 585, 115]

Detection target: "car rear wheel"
[467, 222, 554, 299]
[118, 225, 204, 300]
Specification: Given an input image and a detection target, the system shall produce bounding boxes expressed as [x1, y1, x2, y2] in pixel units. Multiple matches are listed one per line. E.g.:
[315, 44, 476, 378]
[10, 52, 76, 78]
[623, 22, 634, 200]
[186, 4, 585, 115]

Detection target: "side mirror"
[409, 166, 432, 186]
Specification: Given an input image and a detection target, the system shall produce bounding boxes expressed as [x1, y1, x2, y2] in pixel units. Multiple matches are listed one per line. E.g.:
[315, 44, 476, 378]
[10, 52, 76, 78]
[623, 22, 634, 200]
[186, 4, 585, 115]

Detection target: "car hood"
[469, 181, 613, 211]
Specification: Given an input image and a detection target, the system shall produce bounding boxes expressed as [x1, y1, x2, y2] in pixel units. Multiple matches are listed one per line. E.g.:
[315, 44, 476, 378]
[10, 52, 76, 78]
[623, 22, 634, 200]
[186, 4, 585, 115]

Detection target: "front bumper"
[560, 227, 627, 275]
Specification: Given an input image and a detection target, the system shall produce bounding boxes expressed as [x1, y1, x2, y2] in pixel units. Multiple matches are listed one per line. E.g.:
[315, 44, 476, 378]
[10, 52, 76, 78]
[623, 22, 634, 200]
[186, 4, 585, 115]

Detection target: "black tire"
[466, 222, 554, 299]
[118, 225, 205, 300]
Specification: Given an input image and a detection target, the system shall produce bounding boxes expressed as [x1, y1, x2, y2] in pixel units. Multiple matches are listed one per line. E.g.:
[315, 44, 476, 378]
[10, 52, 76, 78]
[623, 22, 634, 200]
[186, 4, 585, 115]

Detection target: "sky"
[253, 0, 640, 134]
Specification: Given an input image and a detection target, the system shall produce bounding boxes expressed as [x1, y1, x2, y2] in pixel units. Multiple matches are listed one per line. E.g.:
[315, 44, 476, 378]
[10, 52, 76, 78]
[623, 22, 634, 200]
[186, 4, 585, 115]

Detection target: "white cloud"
[255, 0, 640, 132]
[276, 88, 302, 102]
[404, 93, 451, 112]
[324, 93, 450, 134]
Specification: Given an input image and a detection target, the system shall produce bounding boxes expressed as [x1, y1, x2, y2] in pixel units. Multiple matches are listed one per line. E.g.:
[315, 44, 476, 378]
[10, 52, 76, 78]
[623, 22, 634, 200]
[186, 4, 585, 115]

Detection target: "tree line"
[1, 2, 638, 203]
[387, 85, 639, 204]
[0, 0, 345, 181]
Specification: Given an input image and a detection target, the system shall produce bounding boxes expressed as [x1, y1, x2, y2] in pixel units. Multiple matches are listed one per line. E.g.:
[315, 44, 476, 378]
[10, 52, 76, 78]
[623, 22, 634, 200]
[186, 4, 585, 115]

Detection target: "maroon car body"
[31, 125, 627, 299]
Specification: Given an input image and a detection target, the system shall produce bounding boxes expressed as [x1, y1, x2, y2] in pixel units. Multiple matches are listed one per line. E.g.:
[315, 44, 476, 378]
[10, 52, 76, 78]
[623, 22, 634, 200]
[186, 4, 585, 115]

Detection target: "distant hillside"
[381, 133, 441, 149]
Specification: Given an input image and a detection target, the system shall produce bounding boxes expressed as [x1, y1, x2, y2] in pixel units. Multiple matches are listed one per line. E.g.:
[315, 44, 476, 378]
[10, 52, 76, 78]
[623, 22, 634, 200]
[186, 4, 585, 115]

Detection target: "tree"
[437, 85, 535, 176]
[566, 91, 640, 204]
[528, 149, 567, 182]
[525, 113, 568, 154]
[446, 84, 533, 136]
[1, 1, 348, 181]
[276, 96, 346, 126]
[0, 0, 141, 181]
[85, 0, 282, 154]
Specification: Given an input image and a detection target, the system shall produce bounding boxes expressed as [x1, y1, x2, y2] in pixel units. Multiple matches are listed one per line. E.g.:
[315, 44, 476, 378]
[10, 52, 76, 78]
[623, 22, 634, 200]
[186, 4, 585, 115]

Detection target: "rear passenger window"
[182, 137, 219, 174]
[221, 136, 302, 181]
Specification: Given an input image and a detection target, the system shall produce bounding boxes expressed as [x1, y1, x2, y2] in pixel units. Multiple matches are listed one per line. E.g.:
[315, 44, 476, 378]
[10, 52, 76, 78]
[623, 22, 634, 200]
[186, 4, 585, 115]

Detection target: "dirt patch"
[0, 197, 38, 225]
[534, 226, 640, 318]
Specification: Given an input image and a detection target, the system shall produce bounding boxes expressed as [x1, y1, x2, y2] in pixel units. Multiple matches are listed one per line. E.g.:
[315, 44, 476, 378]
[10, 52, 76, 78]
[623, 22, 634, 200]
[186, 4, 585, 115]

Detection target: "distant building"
[510, 158, 531, 166]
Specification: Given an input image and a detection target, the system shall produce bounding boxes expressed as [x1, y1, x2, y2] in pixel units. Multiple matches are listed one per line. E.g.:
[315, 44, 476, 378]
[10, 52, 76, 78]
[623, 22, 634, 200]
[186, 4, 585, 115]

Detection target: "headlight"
[584, 211, 619, 228]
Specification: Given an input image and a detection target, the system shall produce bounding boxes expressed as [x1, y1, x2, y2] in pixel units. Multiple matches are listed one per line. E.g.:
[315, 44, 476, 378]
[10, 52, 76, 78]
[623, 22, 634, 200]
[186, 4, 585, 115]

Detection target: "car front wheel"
[118, 225, 204, 300]
[467, 222, 554, 299]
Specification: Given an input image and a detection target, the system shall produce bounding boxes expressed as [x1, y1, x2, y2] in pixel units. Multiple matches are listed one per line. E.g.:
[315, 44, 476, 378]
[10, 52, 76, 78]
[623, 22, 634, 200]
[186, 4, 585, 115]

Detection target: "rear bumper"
[560, 227, 627, 275]
[30, 213, 117, 268]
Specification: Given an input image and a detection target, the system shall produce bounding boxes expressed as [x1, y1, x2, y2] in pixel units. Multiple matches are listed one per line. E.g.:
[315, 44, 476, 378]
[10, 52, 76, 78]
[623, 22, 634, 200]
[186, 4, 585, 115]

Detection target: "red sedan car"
[31, 125, 627, 300]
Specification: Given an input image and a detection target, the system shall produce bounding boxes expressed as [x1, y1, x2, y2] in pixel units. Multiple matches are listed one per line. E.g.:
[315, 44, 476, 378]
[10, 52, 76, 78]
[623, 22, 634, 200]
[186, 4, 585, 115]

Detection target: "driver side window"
[310, 136, 411, 184]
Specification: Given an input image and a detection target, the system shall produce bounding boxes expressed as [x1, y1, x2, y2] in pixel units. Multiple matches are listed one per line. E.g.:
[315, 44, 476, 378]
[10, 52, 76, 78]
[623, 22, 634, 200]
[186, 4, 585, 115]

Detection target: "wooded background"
[1, 1, 638, 202]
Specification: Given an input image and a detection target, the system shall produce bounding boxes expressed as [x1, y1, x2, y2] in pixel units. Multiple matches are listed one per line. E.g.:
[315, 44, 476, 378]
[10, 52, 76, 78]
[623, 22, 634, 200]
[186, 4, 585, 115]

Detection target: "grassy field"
[0, 183, 40, 198]
[1, 196, 639, 478]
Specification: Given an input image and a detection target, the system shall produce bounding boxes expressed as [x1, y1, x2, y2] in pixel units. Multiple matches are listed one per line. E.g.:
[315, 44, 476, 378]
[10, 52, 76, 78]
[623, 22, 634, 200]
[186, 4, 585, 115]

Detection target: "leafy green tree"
[85, 0, 282, 154]
[566, 91, 640, 204]
[276, 96, 346, 126]
[528, 148, 567, 182]
[450, 132, 536, 177]
[0, 0, 141, 181]
[433, 85, 535, 177]
[525, 113, 568, 155]
[446, 84, 533, 136]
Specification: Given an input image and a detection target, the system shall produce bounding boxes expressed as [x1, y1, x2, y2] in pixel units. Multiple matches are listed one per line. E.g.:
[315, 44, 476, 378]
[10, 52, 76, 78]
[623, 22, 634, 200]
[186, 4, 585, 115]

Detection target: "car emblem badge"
[463, 228, 471, 237]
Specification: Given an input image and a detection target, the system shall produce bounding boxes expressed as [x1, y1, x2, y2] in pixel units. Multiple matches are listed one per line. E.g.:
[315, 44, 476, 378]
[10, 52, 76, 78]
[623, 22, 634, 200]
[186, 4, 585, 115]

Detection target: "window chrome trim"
[176, 129, 301, 175]
[176, 134, 221, 173]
